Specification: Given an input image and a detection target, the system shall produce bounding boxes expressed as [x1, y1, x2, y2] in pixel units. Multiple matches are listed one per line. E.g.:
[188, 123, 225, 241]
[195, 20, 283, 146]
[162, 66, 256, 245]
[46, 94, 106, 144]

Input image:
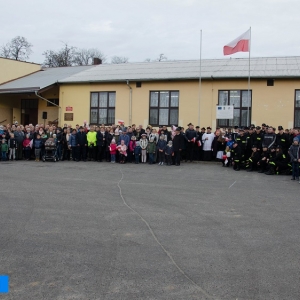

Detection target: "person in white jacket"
[202, 127, 215, 161]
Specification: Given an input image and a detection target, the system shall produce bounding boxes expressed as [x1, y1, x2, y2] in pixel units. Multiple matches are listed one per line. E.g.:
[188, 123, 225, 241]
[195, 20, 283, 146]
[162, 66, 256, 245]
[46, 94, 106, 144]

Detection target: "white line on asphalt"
[228, 181, 237, 189]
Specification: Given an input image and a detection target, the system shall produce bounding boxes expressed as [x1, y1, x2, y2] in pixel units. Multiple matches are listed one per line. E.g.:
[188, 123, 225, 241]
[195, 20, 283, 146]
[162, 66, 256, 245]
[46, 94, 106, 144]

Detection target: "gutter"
[126, 80, 132, 125]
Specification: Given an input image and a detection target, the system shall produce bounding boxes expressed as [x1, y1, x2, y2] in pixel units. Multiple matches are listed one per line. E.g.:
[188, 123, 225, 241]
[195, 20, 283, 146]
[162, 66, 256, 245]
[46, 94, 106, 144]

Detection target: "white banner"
[216, 105, 234, 119]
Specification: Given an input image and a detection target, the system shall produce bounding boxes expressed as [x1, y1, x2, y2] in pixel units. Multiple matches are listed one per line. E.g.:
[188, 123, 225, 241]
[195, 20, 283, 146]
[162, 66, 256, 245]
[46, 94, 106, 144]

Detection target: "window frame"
[90, 91, 116, 125]
[149, 90, 179, 126]
[217, 90, 252, 127]
[294, 90, 300, 128]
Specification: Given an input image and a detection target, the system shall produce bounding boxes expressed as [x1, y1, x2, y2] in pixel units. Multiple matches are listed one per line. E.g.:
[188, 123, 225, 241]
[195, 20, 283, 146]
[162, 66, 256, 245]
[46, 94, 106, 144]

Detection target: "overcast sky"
[1, 0, 299, 64]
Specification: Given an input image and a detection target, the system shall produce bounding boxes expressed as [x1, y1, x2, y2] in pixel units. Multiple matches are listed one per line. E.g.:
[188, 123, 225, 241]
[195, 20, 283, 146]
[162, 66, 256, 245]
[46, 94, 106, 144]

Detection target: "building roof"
[0, 56, 41, 66]
[0, 65, 95, 93]
[59, 57, 300, 83]
[1, 56, 300, 93]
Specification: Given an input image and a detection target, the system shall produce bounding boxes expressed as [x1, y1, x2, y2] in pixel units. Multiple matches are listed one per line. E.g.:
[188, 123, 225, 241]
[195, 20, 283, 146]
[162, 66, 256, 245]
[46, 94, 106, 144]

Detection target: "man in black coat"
[76, 126, 87, 161]
[185, 123, 197, 162]
[173, 127, 184, 166]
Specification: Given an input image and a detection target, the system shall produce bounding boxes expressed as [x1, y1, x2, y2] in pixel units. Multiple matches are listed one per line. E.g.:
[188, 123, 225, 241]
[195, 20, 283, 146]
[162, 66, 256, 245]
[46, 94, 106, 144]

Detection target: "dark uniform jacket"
[173, 133, 184, 151]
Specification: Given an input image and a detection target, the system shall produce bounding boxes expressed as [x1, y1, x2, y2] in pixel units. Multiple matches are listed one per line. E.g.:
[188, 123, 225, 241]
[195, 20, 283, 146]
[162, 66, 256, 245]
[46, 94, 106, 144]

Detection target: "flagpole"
[247, 26, 251, 126]
[198, 29, 202, 126]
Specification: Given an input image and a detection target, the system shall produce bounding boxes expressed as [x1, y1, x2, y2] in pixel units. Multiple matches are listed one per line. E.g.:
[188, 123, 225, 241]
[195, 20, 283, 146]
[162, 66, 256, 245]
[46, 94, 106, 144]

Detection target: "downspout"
[126, 80, 132, 125]
[35, 91, 61, 125]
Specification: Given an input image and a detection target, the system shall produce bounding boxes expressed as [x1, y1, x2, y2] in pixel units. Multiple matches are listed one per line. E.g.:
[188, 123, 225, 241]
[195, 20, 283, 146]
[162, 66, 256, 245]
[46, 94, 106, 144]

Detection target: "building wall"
[0, 58, 41, 84]
[0, 86, 59, 125]
[59, 78, 300, 129]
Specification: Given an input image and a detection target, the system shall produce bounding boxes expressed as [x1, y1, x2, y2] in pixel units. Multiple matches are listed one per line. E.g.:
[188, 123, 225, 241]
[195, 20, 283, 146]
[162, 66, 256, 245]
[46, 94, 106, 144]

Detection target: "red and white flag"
[223, 29, 250, 56]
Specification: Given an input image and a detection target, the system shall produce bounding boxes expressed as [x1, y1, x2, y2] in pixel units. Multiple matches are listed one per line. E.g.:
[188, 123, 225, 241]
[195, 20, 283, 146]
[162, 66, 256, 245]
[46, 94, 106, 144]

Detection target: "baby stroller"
[42, 138, 58, 162]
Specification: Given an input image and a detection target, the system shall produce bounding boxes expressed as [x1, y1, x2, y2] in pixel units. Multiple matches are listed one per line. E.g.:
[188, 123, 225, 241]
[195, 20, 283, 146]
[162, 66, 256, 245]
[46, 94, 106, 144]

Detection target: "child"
[156, 134, 167, 165]
[1, 139, 8, 161]
[109, 139, 117, 163]
[147, 137, 156, 165]
[8, 133, 17, 161]
[223, 146, 231, 167]
[288, 138, 300, 181]
[34, 134, 43, 161]
[128, 136, 136, 163]
[134, 141, 142, 164]
[140, 134, 148, 163]
[165, 140, 174, 166]
[23, 134, 32, 160]
[117, 140, 127, 164]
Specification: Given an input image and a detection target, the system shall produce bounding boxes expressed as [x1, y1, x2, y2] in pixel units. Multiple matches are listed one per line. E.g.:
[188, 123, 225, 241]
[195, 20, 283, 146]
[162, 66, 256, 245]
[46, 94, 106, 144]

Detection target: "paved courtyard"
[0, 161, 299, 300]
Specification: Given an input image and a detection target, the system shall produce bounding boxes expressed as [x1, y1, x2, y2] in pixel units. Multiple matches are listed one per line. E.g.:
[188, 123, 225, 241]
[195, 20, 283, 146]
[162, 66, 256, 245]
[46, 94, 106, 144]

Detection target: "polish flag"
[223, 29, 250, 56]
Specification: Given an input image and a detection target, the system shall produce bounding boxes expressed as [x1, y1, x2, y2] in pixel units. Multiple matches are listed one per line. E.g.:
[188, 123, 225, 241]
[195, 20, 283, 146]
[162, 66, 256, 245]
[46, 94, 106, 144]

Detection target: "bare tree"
[43, 43, 76, 67]
[111, 56, 129, 64]
[0, 36, 32, 61]
[74, 48, 107, 65]
[144, 58, 151, 62]
[156, 53, 167, 62]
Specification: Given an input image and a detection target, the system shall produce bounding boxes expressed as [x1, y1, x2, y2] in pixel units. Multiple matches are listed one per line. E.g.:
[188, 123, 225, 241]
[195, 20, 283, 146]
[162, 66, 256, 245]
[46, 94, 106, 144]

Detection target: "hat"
[255, 126, 261, 130]
[149, 137, 154, 142]
[14, 121, 18, 125]
[252, 144, 258, 148]
[79, 126, 83, 129]
[141, 133, 147, 136]
[175, 127, 181, 131]
[276, 145, 282, 149]
[293, 137, 298, 142]
[207, 126, 211, 130]
[278, 126, 284, 130]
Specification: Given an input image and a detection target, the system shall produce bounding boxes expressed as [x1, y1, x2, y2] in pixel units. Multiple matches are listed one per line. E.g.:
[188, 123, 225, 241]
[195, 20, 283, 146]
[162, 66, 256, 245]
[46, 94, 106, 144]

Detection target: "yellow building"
[1, 57, 300, 129]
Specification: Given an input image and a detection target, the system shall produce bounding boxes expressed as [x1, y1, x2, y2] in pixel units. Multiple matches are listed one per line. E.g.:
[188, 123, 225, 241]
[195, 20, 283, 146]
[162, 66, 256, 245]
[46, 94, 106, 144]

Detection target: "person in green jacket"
[87, 126, 97, 161]
[147, 137, 156, 165]
[1, 139, 8, 161]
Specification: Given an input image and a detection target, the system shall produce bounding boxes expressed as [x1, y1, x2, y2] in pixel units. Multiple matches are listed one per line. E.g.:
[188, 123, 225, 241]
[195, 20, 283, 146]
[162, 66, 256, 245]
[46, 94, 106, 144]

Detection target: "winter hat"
[149, 137, 154, 142]
[131, 136, 136, 140]
[136, 141, 140, 146]
[168, 141, 173, 145]
[293, 137, 298, 142]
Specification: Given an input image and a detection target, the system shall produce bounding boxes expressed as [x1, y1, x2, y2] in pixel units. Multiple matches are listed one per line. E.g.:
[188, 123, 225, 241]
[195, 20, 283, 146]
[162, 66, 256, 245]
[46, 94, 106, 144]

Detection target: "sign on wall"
[66, 106, 73, 111]
[216, 105, 234, 119]
[64, 113, 73, 121]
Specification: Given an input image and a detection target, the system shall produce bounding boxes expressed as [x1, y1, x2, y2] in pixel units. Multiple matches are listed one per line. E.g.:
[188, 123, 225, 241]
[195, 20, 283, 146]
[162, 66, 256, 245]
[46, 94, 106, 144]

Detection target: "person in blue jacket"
[156, 134, 167, 165]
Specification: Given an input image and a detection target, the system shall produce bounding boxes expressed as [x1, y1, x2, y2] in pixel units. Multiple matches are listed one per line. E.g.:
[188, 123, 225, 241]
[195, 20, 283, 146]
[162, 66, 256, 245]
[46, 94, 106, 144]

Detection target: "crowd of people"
[1, 121, 300, 180]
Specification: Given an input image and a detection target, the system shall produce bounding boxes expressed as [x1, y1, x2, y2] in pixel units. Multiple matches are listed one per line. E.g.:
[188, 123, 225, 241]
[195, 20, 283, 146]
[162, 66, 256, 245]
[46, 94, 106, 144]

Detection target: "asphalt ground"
[0, 160, 299, 300]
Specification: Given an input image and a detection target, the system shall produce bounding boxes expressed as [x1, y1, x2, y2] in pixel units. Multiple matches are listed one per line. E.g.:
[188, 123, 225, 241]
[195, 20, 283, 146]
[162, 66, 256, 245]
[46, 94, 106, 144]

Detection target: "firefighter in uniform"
[246, 144, 261, 172]
[235, 129, 247, 166]
[257, 146, 270, 173]
[265, 145, 290, 175]
[232, 141, 242, 171]
[252, 126, 264, 150]
[276, 125, 289, 154]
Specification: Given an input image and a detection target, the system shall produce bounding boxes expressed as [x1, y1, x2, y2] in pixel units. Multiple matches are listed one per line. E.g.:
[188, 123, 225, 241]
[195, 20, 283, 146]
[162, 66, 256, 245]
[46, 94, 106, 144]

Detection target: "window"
[149, 91, 179, 126]
[90, 92, 115, 125]
[47, 99, 59, 107]
[294, 90, 300, 128]
[267, 79, 274, 86]
[217, 90, 252, 127]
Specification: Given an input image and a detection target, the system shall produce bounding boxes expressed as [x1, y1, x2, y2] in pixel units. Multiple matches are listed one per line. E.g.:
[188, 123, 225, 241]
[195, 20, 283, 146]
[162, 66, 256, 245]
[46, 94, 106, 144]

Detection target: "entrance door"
[21, 99, 38, 125]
